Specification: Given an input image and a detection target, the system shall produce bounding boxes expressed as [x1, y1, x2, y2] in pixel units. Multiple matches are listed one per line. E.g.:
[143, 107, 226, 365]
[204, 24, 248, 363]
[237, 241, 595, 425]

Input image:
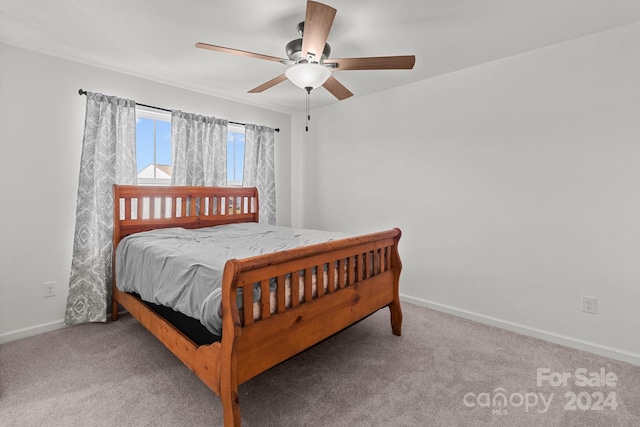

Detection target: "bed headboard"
[113, 185, 259, 246]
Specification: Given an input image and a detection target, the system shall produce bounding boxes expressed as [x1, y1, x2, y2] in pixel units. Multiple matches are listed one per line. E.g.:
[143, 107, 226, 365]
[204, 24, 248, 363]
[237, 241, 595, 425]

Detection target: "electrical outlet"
[43, 281, 56, 298]
[582, 296, 597, 314]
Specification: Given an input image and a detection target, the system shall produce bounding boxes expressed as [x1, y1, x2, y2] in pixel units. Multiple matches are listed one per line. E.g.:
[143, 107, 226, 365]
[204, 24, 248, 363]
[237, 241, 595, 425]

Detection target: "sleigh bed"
[111, 184, 402, 426]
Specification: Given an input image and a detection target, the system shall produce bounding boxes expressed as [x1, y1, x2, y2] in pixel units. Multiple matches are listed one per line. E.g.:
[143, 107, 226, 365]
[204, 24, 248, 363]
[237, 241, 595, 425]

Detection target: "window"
[135, 108, 245, 186]
[136, 108, 171, 185]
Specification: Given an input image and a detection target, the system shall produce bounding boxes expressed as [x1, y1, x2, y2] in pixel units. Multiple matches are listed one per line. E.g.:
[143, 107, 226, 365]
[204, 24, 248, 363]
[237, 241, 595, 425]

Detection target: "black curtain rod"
[78, 89, 279, 132]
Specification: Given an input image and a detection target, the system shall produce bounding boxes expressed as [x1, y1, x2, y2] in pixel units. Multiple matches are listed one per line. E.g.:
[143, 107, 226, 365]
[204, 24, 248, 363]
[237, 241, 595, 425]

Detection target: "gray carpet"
[1, 303, 639, 426]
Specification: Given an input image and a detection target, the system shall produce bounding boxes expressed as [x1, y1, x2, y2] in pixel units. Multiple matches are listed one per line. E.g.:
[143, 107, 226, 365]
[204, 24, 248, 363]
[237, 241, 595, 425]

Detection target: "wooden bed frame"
[111, 185, 402, 426]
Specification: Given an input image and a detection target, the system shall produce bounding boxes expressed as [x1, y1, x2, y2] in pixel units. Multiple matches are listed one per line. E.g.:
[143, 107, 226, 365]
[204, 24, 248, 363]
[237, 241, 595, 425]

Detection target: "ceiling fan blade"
[248, 74, 288, 93]
[300, 1, 337, 61]
[196, 42, 285, 63]
[324, 55, 416, 70]
[322, 76, 353, 100]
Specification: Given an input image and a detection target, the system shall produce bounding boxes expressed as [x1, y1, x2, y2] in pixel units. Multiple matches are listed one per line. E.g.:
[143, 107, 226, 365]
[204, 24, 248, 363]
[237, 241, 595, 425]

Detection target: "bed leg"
[112, 299, 119, 321]
[388, 300, 402, 336]
[220, 386, 241, 427]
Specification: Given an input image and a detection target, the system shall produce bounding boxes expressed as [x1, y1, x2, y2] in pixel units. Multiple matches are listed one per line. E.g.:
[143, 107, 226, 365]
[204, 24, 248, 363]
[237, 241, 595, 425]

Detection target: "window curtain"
[65, 92, 137, 325]
[244, 124, 276, 224]
[171, 110, 228, 186]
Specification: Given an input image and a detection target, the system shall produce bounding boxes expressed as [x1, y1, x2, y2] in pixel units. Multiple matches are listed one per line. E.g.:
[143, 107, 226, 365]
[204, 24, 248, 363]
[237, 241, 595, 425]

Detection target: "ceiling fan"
[195, 0, 416, 101]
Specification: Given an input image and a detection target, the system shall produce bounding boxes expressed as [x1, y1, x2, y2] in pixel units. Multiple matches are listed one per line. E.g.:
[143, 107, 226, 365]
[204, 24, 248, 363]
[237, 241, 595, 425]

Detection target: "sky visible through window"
[227, 131, 245, 185]
[136, 117, 170, 174]
[136, 116, 244, 183]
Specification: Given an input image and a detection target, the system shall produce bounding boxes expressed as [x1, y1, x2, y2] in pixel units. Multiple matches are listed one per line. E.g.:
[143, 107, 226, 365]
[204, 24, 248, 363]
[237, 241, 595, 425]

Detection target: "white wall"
[292, 23, 640, 364]
[0, 43, 291, 342]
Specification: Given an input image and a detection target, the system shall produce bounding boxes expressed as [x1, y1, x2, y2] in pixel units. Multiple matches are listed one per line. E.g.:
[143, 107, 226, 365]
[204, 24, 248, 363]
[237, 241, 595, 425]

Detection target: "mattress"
[115, 223, 348, 336]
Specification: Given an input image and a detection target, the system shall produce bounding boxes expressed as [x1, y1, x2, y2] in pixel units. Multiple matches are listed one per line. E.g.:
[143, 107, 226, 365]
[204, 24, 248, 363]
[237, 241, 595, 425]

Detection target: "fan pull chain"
[305, 86, 312, 132]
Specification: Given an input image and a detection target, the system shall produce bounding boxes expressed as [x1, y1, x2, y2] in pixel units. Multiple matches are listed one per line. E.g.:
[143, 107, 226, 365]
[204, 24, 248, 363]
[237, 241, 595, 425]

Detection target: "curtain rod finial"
[78, 89, 86, 95]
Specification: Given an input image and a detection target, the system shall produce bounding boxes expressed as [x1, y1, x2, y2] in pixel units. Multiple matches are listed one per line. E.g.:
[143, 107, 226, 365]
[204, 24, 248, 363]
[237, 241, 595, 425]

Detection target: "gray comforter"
[115, 223, 347, 335]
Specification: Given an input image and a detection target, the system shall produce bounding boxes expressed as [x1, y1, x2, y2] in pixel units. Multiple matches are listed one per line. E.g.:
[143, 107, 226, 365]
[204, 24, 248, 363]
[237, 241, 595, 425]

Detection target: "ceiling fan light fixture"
[285, 62, 331, 90]
[197, 1, 414, 103]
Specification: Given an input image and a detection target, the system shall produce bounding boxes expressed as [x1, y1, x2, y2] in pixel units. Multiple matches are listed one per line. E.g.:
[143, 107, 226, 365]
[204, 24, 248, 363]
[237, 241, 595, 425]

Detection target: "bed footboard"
[218, 228, 402, 425]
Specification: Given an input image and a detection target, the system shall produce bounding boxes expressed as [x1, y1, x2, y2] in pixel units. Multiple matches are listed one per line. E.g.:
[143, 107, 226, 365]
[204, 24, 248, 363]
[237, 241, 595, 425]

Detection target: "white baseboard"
[0, 319, 65, 345]
[400, 294, 640, 367]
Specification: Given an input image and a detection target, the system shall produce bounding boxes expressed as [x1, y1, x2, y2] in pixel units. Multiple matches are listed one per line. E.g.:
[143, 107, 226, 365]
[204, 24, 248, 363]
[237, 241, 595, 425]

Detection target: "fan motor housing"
[286, 22, 331, 62]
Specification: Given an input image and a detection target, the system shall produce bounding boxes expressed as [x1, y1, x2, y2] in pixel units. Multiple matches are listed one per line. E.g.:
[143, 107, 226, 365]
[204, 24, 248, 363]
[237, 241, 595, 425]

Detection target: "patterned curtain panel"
[244, 124, 276, 224]
[171, 111, 227, 186]
[65, 92, 137, 325]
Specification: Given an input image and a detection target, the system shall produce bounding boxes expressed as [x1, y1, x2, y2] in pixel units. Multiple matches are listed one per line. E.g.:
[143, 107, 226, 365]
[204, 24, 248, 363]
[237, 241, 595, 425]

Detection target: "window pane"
[136, 109, 171, 186]
[136, 118, 154, 173]
[227, 130, 245, 185]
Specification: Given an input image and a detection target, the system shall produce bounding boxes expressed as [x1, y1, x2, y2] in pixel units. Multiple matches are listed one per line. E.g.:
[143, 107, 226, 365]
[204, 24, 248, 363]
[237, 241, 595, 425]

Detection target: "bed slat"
[316, 264, 325, 298]
[291, 271, 300, 308]
[242, 284, 253, 326]
[347, 257, 355, 286]
[260, 280, 270, 320]
[276, 275, 286, 313]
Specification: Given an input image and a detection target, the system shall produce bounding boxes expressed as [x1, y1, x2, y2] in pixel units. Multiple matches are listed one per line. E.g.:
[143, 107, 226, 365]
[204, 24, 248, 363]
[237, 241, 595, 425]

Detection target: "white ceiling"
[1, 0, 640, 114]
